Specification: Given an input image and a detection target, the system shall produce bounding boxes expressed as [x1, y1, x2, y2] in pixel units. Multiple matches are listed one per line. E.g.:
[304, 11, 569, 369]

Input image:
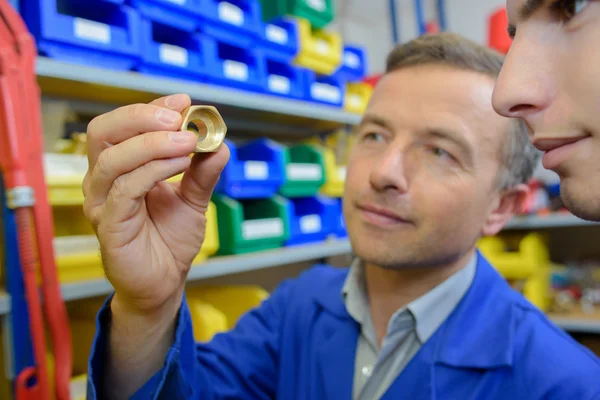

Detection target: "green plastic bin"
[279, 143, 326, 198]
[213, 194, 291, 255]
[259, 0, 334, 29]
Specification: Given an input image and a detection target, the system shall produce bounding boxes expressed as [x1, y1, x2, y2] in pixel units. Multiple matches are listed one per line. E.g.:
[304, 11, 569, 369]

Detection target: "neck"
[365, 249, 475, 345]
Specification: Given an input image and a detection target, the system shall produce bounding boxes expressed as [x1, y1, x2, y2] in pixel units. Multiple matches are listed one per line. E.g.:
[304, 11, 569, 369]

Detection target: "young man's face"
[493, 0, 600, 221]
[343, 65, 518, 270]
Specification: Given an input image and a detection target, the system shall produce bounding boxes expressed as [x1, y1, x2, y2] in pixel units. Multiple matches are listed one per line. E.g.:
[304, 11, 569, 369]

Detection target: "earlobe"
[481, 184, 529, 237]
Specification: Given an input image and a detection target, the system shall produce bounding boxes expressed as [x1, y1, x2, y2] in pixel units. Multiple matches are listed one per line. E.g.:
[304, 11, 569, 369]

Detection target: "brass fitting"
[180, 105, 227, 152]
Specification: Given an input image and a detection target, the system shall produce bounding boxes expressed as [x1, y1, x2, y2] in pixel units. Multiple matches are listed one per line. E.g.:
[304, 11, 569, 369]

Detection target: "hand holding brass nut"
[180, 105, 227, 153]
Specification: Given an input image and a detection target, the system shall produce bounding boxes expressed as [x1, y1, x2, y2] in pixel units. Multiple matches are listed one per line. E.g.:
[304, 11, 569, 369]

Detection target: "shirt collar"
[341, 254, 477, 344]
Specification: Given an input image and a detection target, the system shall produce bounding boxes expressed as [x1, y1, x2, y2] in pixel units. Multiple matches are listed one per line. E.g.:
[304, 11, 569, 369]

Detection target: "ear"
[481, 184, 529, 237]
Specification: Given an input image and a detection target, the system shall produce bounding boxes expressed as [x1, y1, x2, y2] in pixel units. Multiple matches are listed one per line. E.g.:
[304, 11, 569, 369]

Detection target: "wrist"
[110, 289, 184, 330]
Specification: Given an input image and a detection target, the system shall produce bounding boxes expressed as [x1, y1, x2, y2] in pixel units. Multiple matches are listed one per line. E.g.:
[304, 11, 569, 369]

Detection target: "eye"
[361, 132, 385, 142]
[428, 146, 456, 162]
[551, 0, 591, 21]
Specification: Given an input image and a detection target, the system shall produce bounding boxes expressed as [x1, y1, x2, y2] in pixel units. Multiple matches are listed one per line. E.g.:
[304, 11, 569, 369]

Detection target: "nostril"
[508, 104, 535, 115]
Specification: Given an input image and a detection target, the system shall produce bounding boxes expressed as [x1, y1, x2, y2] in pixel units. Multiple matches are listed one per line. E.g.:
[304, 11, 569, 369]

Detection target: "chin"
[561, 180, 600, 221]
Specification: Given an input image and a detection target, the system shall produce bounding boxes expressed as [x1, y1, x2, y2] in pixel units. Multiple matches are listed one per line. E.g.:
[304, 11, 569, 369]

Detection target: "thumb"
[179, 143, 230, 213]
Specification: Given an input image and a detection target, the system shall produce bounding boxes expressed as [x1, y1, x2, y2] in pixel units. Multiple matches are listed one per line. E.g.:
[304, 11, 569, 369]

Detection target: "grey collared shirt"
[341, 255, 477, 400]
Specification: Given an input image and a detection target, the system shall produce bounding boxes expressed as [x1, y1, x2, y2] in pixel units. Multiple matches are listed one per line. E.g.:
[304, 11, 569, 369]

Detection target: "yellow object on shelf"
[187, 285, 269, 329]
[70, 374, 87, 400]
[478, 232, 552, 311]
[344, 82, 373, 114]
[187, 298, 229, 342]
[293, 17, 342, 75]
[320, 146, 346, 198]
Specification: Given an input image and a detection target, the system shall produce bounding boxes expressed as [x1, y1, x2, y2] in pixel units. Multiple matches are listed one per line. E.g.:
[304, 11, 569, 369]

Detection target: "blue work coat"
[87, 251, 600, 399]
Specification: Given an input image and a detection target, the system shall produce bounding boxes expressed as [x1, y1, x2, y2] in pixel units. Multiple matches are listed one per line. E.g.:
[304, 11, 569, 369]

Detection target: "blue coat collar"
[313, 251, 515, 369]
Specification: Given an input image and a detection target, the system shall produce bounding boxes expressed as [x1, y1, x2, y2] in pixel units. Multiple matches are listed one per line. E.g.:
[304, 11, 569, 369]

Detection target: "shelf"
[0, 238, 352, 313]
[504, 213, 599, 230]
[550, 311, 600, 334]
[36, 57, 361, 135]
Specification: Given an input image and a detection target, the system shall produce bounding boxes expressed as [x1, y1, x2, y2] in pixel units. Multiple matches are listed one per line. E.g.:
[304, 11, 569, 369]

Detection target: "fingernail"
[165, 94, 187, 109]
[169, 131, 196, 144]
[156, 108, 180, 124]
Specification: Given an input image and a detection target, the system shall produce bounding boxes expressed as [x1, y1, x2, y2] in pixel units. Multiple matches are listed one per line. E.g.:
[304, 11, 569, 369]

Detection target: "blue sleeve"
[87, 281, 291, 400]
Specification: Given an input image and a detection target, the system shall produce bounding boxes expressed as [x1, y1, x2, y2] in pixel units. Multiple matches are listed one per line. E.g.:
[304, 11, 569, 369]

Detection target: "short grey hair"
[385, 32, 541, 190]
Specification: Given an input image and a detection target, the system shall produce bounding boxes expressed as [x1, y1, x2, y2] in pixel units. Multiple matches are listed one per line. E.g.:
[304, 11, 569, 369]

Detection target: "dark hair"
[386, 32, 540, 189]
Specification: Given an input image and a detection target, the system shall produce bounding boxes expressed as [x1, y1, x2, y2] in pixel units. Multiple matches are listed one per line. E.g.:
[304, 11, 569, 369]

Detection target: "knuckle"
[94, 150, 114, 181]
[126, 103, 149, 120]
[141, 132, 158, 151]
[82, 199, 99, 227]
[86, 115, 102, 138]
[111, 175, 128, 199]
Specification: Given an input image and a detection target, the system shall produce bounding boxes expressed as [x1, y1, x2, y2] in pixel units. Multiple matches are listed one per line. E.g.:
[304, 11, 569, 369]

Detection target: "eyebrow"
[358, 114, 394, 131]
[507, 0, 546, 38]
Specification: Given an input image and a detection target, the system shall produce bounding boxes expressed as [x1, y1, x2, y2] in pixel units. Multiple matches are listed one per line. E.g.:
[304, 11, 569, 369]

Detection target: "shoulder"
[509, 295, 600, 397]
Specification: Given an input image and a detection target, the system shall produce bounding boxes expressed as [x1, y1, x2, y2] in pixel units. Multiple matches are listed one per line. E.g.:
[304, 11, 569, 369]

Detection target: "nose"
[369, 142, 409, 194]
[492, 38, 555, 120]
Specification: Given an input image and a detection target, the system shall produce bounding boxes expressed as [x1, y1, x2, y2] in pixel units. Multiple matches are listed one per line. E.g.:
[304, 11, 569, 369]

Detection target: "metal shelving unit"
[549, 315, 600, 335]
[36, 57, 361, 135]
[504, 213, 599, 230]
[0, 239, 352, 314]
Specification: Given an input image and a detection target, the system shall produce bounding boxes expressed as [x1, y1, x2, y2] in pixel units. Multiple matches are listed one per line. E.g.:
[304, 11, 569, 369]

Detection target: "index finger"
[86, 94, 192, 166]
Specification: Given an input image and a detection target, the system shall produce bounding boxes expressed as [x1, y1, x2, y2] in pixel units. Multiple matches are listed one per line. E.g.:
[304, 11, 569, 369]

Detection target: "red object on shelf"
[426, 21, 440, 34]
[0, 2, 72, 400]
[489, 7, 512, 54]
[363, 74, 382, 88]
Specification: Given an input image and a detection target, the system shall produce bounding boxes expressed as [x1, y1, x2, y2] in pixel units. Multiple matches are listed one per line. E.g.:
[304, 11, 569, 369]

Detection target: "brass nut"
[180, 105, 227, 152]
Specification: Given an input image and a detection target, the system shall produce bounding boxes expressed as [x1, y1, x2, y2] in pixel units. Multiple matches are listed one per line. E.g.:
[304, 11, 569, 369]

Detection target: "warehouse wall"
[333, 0, 507, 75]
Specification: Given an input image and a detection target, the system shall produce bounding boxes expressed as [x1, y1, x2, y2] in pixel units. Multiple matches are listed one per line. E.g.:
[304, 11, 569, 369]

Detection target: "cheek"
[412, 179, 483, 226]
[344, 156, 371, 194]
[566, 21, 600, 127]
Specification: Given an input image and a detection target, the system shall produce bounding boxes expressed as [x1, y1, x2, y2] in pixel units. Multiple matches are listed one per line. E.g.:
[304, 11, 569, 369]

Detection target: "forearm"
[103, 292, 183, 400]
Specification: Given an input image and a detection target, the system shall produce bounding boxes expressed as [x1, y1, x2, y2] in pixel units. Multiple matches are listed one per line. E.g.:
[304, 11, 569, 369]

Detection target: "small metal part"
[180, 105, 227, 153]
[7, 186, 35, 209]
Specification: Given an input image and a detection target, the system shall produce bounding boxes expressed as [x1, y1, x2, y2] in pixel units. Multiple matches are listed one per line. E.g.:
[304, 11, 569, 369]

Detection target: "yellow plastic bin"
[293, 17, 342, 75]
[478, 232, 552, 311]
[187, 297, 229, 342]
[45, 153, 105, 283]
[344, 82, 373, 114]
[320, 146, 346, 197]
[187, 285, 269, 329]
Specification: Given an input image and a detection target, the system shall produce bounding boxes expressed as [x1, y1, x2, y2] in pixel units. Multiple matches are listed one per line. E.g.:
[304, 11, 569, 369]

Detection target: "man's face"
[493, 0, 600, 221]
[343, 65, 513, 269]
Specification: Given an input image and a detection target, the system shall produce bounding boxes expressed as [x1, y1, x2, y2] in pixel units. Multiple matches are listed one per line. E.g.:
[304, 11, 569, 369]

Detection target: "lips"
[533, 135, 591, 170]
[357, 203, 411, 227]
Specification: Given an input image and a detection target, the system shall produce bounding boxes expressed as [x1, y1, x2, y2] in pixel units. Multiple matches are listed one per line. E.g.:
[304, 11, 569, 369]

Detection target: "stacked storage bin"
[213, 138, 291, 254]
[187, 285, 269, 341]
[278, 142, 343, 245]
[335, 45, 373, 114]
[20, 0, 142, 70]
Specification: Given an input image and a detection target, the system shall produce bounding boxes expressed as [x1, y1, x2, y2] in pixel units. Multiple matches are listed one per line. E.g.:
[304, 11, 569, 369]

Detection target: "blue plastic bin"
[21, 0, 141, 70]
[264, 52, 305, 99]
[128, 0, 203, 32]
[259, 17, 299, 61]
[285, 196, 339, 246]
[197, 0, 262, 38]
[336, 198, 347, 238]
[215, 138, 286, 199]
[334, 45, 367, 82]
[304, 69, 345, 107]
[202, 29, 266, 91]
[136, 18, 211, 81]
